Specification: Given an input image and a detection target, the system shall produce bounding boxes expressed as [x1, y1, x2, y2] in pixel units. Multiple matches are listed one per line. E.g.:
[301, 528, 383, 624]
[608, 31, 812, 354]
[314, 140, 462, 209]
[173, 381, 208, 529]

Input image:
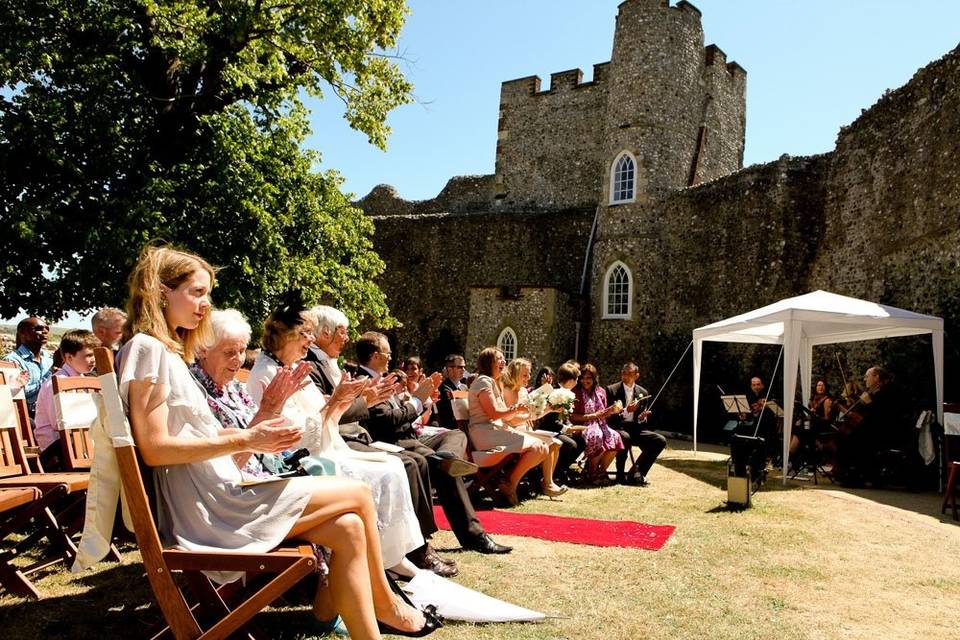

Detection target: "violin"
[834, 383, 879, 435]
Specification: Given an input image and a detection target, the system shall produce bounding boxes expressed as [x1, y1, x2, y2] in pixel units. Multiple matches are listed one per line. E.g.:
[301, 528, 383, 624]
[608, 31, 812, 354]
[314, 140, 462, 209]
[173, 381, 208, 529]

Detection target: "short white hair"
[207, 309, 252, 348]
[310, 305, 349, 336]
[91, 306, 126, 330]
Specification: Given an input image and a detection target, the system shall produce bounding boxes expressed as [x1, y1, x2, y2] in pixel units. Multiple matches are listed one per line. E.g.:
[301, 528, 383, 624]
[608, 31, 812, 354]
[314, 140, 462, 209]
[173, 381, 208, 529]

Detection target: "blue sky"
[20, 0, 960, 329]
[306, 0, 960, 201]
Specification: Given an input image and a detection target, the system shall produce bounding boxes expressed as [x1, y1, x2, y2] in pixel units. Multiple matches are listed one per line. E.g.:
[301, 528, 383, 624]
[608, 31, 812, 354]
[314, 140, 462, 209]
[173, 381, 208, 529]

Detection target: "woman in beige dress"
[467, 347, 548, 505]
[500, 358, 568, 498]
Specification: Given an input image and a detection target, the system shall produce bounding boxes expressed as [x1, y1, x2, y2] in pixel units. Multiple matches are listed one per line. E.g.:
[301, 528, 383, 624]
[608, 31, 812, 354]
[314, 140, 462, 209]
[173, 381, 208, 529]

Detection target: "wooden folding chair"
[52, 375, 100, 471]
[0, 486, 47, 597]
[0, 384, 86, 596]
[0, 369, 44, 471]
[92, 347, 317, 640]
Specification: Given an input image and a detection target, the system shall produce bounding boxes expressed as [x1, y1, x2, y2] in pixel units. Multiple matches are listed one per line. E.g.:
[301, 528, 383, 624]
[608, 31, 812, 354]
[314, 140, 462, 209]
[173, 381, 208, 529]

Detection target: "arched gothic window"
[603, 261, 633, 319]
[610, 151, 636, 204]
[497, 327, 517, 362]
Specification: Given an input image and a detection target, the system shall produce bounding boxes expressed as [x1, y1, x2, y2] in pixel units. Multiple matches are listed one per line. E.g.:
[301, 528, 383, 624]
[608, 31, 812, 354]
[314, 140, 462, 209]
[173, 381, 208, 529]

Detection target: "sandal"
[314, 615, 349, 637]
[541, 483, 568, 498]
[379, 573, 444, 637]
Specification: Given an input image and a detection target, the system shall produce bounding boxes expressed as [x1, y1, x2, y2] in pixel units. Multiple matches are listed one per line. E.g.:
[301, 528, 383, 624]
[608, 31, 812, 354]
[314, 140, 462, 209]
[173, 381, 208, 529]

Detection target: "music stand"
[721, 394, 750, 415]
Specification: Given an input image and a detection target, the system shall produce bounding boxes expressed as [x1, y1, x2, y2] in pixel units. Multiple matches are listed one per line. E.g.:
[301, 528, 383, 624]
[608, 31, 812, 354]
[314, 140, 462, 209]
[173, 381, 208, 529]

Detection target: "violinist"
[744, 376, 782, 460]
[833, 365, 897, 485]
[789, 380, 835, 461]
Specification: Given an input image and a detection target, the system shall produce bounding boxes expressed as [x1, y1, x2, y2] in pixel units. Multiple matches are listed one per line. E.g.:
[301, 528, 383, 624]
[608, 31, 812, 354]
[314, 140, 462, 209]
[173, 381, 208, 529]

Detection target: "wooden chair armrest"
[163, 547, 315, 573]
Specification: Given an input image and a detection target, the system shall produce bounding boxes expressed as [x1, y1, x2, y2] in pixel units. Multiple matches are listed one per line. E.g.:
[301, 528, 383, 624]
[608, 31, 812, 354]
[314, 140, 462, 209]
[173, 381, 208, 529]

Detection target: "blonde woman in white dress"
[500, 358, 568, 498]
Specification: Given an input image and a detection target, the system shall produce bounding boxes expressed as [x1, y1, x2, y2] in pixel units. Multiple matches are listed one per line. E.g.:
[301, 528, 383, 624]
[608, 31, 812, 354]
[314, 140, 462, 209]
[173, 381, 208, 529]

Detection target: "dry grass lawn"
[2, 439, 958, 639]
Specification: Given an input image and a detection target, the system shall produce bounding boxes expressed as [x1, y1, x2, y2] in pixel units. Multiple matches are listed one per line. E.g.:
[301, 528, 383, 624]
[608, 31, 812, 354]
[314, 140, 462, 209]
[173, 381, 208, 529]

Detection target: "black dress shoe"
[409, 545, 459, 578]
[437, 457, 478, 477]
[463, 533, 512, 554]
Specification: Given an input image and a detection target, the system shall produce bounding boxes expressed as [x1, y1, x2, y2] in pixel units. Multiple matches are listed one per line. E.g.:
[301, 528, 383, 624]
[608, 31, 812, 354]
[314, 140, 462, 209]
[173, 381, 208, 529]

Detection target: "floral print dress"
[574, 385, 624, 459]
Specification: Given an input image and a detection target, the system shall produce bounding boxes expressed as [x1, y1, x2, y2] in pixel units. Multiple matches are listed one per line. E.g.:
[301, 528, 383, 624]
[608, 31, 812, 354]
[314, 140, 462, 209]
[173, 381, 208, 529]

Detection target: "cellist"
[833, 365, 896, 485]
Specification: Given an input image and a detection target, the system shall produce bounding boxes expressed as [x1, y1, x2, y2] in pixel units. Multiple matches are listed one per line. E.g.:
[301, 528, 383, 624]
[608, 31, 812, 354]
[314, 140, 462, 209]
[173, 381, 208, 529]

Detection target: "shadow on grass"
[657, 456, 803, 494]
[0, 562, 164, 639]
[804, 481, 957, 524]
[661, 451, 957, 524]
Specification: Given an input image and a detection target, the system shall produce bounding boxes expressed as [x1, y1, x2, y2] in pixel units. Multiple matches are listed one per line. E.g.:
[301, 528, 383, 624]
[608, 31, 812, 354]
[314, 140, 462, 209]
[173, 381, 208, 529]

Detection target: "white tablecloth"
[943, 412, 960, 436]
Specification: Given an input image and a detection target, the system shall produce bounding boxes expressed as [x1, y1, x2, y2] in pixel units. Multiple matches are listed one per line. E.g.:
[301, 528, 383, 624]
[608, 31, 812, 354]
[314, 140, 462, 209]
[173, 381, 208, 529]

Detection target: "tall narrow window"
[497, 327, 517, 362]
[610, 152, 636, 204]
[603, 261, 632, 319]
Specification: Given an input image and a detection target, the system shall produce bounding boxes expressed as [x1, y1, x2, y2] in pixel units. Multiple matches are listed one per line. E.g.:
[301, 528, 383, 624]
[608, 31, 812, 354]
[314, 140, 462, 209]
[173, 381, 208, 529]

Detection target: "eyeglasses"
[378, 351, 392, 358]
[448, 365, 465, 370]
[298, 330, 315, 340]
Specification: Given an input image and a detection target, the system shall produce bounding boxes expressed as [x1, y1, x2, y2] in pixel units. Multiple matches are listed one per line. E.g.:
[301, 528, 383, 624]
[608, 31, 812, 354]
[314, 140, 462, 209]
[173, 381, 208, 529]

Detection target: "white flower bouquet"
[524, 383, 553, 417]
[547, 388, 576, 415]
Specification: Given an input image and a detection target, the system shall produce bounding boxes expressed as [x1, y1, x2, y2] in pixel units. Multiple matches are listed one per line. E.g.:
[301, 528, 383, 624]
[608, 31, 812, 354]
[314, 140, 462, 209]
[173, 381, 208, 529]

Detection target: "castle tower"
[492, 0, 745, 211]
[601, 0, 746, 202]
[587, 0, 746, 368]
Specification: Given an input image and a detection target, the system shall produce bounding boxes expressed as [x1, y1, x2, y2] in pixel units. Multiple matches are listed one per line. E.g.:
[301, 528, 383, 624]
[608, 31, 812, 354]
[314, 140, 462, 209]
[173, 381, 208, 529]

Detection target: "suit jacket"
[604, 381, 651, 430]
[434, 377, 466, 429]
[362, 395, 423, 445]
[303, 344, 370, 436]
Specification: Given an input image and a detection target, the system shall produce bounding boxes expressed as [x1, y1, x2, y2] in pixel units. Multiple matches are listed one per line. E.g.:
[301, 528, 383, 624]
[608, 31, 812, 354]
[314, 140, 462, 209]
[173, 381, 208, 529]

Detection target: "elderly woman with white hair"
[189, 309, 309, 477]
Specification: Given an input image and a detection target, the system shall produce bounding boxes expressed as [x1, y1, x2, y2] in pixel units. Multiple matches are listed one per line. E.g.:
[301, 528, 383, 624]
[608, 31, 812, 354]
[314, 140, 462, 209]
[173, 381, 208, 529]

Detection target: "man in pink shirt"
[33, 329, 100, 464]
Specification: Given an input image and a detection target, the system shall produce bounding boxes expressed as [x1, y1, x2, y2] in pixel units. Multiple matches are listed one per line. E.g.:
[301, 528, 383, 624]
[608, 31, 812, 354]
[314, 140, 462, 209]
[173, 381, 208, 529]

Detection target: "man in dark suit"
[303, 306, 461, 576]
[605, 362, 666, 486]
[356, 331, 512, 555]
[434, 354, 468, 430]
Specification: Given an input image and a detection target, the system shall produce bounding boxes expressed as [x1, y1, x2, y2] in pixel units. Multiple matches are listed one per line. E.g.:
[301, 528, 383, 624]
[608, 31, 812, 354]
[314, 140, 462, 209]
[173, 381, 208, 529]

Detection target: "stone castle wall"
[465, 286, 578, 373]
[495, 66, 610, 210]
[587, 45, 960, 429]
[367, 209, 594, 370]
[493, 0, 746, 210]
[601, 0, 745, 202]
[809, 46, 960, 320]
[589, 153, 831, 376]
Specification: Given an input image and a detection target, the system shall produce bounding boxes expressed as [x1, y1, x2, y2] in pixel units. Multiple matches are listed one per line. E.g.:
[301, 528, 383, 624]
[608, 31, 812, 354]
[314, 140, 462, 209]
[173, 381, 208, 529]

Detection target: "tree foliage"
[0, 0, 412, 329]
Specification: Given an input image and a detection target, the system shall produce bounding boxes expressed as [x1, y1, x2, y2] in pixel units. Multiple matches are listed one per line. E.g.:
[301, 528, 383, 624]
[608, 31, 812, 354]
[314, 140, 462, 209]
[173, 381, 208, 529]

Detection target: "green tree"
[0, 0, 412, 328]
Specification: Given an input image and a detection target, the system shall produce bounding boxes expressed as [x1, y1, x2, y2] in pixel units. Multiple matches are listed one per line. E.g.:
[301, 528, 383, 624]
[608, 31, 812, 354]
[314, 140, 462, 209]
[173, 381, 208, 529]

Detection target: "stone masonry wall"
[361, 10, 959, 435]
[464, 286, 577, 373]
[357, 175, 496, 216]
[810, 45, 960, 321]
[602, 0, 745, 203]
[494, 66, 610, 211]
[368, 209, 594, 371]
[589, 153, 830, 374]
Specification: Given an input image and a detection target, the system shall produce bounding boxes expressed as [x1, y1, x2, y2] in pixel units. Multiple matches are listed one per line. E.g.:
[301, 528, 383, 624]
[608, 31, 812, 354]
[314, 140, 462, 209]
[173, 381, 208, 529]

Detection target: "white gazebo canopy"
[692, 290, 944, 483]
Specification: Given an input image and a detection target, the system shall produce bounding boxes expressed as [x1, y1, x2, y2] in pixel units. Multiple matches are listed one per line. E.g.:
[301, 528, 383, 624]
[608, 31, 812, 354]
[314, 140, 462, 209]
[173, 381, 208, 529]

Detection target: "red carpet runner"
[433, 506, 674, 550]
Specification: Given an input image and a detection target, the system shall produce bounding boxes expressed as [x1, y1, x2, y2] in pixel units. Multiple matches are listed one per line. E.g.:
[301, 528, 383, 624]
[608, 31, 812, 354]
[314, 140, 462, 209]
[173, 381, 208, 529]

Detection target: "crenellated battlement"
[704, 44, 747, 80]
[501, 62, 612, 103]
[617, 0, 702, 22]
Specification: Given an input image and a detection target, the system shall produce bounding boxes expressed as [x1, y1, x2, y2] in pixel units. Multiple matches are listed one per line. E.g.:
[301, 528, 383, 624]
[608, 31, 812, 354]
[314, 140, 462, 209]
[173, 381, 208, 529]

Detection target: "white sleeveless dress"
[247, 354, 423, 568]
